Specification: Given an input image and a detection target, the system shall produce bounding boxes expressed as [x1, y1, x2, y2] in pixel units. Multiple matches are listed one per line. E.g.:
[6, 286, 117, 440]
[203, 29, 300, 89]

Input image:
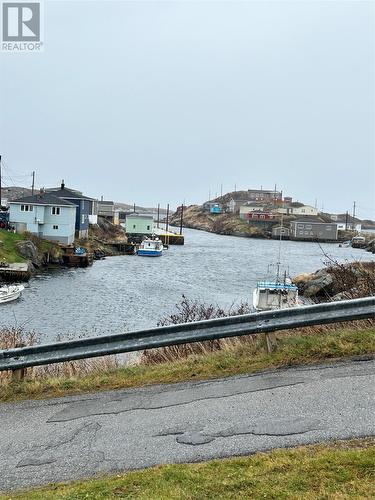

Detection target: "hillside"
[170, 205, 270, 237]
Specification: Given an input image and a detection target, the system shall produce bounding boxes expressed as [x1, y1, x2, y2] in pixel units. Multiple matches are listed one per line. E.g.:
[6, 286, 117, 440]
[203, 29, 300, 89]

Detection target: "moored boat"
[252, 278, 299, 311]
[137, 238, 163, 257]
[0, 284, 25, 304]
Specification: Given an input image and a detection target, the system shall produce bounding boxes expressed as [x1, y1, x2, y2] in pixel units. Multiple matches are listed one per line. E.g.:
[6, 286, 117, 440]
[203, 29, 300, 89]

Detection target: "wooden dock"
[0, 263, 32, 282]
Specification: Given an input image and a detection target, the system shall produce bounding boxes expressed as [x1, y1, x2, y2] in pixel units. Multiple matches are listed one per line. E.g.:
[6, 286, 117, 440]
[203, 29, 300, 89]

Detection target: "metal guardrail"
[0, 297, 374, 372]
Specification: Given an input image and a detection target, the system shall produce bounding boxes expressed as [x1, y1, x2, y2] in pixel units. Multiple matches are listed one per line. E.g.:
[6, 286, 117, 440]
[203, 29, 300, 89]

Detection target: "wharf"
[154, 228, 184, 245]
[0, 263, 31, 282]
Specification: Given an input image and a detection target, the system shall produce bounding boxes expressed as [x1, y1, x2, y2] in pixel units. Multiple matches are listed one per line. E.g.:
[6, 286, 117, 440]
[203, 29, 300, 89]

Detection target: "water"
[1, 228, 373, 342]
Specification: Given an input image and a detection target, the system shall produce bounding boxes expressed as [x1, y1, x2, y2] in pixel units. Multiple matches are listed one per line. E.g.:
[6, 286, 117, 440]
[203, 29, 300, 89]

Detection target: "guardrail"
[0, 297, 374, 373]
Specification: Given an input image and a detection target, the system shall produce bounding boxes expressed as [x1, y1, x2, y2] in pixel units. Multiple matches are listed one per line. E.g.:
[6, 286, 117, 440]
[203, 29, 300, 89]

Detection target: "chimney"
[61, 179, 65, 189]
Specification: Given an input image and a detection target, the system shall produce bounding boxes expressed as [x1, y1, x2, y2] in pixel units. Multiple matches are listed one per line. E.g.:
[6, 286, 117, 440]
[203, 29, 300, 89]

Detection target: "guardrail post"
[264, 333, 277, 354]
[11, 343, 26, 383]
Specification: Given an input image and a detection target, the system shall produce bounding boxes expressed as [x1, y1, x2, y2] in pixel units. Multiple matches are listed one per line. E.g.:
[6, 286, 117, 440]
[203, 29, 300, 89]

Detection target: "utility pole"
[353, 201, 356, 220]
[220, 184, 223, 197]
[157, 203, 160, 228]
[31, 171, 35, 196]
[133, 203, 136, 213]
[345, 211, 349, 231]
[166, 203, 170, 234]
[208, 189, 211, 201]
[234, 183, 236, 192]
[179, 203, 184, 235]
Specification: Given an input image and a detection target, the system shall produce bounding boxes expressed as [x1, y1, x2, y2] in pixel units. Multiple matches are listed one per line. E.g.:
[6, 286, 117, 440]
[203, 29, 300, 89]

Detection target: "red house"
[246, 211, 275, 221]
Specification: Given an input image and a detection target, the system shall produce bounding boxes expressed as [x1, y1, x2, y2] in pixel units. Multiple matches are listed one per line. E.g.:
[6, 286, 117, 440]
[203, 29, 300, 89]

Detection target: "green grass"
[0, 229, 26, 263]
[1, 327, 374, 403]
[3, 439, 375, 499]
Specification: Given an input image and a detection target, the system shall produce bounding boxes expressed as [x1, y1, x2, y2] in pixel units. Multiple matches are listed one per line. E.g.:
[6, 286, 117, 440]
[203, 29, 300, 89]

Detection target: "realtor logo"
[1, 1, 43, 51]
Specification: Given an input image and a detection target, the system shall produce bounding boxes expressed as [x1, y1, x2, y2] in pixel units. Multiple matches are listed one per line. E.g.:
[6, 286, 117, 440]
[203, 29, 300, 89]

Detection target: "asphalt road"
[1, 359, 374, 492]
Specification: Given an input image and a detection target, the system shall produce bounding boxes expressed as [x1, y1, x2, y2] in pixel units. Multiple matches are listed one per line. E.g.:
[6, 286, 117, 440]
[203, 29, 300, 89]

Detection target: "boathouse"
[125, 214, 154, 237]
[290, 221, 338, 241]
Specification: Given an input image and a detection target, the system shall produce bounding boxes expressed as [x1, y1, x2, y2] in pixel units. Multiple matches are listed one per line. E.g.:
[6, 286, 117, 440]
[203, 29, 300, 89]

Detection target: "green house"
[125, 214, 154, 235]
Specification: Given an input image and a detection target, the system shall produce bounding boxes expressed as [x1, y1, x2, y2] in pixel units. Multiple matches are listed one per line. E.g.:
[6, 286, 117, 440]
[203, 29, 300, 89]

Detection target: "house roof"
[98, 200, 114, 205]
[10, 193, 77, 207]
[126, 213, 154, 219]
[48, 187, 94, 201]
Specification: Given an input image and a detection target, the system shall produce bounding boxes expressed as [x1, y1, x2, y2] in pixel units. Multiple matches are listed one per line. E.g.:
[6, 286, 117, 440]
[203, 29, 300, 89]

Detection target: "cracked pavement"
[0, 359, 374, 491]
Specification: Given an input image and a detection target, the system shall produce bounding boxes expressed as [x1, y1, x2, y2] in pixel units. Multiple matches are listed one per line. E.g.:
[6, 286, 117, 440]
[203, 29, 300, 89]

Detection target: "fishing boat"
[253, 217, 299, 311]
[252, 275, 299, 311]
[137, 238, 163, 257]
[0, 284, 25, 304]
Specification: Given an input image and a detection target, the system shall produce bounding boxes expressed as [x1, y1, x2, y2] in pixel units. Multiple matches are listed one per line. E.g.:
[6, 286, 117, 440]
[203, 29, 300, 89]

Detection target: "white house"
[277, 205, 319, 216]
[9, 192, 77, 244]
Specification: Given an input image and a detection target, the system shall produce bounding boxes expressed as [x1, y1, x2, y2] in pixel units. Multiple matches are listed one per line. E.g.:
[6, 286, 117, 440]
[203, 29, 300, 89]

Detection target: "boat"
[137, 238, 163, 257]
[252, 216, 299, 311]
[252, 275, 299, 311]
[0, 284, 25, 304]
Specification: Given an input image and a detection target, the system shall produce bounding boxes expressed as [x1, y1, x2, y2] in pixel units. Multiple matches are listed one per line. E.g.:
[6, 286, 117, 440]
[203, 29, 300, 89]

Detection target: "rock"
[293, 269, 334, 297]
[15, 240, 41, 267]
[303, 273, 334, 297]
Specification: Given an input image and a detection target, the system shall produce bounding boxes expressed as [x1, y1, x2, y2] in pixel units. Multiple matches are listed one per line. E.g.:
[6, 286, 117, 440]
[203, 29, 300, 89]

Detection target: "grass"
[1, 326, 374, 403]
[3, 438, 375, 499]
[0, 229, 26, 263]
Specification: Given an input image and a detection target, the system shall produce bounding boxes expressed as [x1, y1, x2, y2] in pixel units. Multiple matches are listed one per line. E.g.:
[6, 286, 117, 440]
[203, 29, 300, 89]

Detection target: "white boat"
[137, 238, 163, 257]
[253, 216, 299, 311]
[253, 277, 299, 311]
[0, 284, 25, 304]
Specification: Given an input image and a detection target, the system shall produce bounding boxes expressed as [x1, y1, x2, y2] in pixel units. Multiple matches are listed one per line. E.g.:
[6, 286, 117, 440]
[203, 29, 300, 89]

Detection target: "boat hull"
[137, 249, 162, 257]
[0, 285, 24, 304]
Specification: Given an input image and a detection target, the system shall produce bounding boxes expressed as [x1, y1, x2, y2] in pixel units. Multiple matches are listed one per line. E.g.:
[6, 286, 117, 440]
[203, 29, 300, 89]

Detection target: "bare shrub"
[142, 296, 255, 364]
[0, 327, 119, 385]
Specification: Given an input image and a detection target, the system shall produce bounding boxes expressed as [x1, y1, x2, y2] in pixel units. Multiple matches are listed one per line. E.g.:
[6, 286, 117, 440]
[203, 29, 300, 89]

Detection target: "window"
[51, 206, 60, 215]
[53, 225, 59, 230]
[147, 225, 150, 230]
[133, 224, 136, 229]
[81, 214, 85, 224]
[20, 204, 33, 212]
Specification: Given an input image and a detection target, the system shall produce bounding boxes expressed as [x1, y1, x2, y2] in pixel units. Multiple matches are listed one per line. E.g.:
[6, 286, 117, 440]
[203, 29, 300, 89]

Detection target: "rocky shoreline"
[293, 262, 375, 301]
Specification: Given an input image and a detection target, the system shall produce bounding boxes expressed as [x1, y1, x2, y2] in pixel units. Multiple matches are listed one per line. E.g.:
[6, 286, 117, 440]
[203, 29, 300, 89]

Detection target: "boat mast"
[276, 215, 283, 282]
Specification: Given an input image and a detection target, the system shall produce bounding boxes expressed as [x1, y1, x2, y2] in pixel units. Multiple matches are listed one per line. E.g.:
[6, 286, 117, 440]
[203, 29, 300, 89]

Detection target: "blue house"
[47, 182, 95, 239]
[9, 192, 77, 244]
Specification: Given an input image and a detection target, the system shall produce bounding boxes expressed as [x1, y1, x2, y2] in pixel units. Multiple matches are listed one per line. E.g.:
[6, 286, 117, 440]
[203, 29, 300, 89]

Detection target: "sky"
[0, 0, 374, 218]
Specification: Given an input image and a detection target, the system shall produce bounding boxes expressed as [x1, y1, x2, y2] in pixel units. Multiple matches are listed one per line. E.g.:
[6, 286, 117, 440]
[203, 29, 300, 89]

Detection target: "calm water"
[1, 228, 373, 342]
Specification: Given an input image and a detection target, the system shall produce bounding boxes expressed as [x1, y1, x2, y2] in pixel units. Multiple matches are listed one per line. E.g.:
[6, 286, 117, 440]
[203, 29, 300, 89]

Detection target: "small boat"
[253, 277, 299, 311]
[0, 284, 25, 304]
[253, 215, 299, 311]
[137, 238, 163, 257]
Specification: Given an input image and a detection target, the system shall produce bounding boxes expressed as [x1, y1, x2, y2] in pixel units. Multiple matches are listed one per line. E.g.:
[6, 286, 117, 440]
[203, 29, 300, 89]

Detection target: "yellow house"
[277, 204, 319, 216]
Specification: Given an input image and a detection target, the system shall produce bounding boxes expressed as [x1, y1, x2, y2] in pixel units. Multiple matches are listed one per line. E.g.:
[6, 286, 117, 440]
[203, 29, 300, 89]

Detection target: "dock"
[154, 228, 184, 245]
[0, 263, 32, 282]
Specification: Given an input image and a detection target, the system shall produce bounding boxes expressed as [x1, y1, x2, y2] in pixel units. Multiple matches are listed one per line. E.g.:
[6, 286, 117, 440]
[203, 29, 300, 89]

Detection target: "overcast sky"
[1, 0, 374, 218]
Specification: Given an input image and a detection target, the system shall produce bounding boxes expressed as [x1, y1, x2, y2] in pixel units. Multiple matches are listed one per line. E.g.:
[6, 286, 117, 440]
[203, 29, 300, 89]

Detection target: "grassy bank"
[1, 326, 374, 403]
[4, 438, 375, 499]
[0, 229, 26, 263]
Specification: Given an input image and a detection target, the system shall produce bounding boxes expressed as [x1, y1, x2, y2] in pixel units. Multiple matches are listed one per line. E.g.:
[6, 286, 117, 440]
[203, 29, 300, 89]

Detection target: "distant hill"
[115, 202, 168, 215]
[1, 186, 32, 202]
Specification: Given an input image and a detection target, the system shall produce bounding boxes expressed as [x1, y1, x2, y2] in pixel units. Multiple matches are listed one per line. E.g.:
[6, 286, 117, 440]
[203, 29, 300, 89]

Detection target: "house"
[9, 192, 77, 244]
[246, 189, 282, 202]
[202, 201, 223, 214]
[277, 204, 319, 217]
[125, 214, 154, 236]
[98, 200, 120, 225]
[330, 214, 362, 232]
[290, 221, 338, 241]
[47, 182, 95, 238]
[247, 211, 275, 221]
[239, 204, 265, 220]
